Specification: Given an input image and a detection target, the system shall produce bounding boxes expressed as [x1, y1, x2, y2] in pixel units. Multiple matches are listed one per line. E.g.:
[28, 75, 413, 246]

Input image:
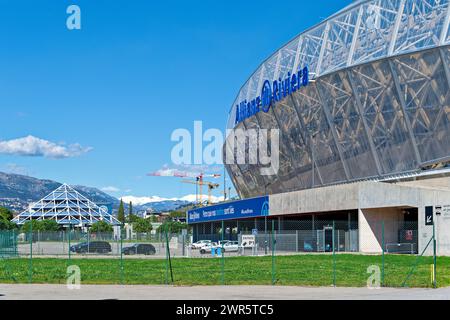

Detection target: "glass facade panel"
[351, 60, 418, 174]
[392, 49, 450, 162]
[393, 0, 448, 54]
[256, 108, 292, 195]
[352, 0, 401, 64]
[274, 99, 314, 189]
[317, 71, 379, 179]
[320, 8, 359, 74]
[299, 23, 327, 75]
[292, 85, 348, 185]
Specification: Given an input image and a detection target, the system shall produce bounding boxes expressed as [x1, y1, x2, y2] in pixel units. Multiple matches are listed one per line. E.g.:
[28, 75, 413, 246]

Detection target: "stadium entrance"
[191, 204, 422, 255]
[188, 180, 450, 255]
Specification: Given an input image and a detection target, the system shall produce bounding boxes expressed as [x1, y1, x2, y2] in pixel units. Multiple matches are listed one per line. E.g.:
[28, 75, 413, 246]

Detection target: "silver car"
[222, 241, 240, 253]
[191, 240, 212, 250]
[199, 242, 219, 254]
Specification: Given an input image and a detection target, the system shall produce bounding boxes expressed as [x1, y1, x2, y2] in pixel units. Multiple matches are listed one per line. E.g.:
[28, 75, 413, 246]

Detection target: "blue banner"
[187, 196, 269, 224]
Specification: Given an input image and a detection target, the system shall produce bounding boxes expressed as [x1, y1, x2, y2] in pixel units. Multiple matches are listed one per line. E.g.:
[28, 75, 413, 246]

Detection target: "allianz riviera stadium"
[188, 0, 450, 256]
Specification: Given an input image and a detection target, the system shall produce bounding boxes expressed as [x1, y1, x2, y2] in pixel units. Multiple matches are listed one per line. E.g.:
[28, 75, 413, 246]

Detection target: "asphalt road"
[0, 284, 449, 300]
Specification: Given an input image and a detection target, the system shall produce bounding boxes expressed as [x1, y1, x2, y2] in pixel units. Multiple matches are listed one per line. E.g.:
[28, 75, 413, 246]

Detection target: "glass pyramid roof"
[12, 184, 121, 226]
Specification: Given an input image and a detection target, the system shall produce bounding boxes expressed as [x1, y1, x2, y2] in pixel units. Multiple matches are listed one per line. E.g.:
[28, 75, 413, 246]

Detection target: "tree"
[40, 220, 59, 231]
[118, 199, 125, 224]
[0, 207, 14, 221]
[0, 207, 16, 230]
[90, 221, 113, 233]
[169, 211, 186, 219]
[157, 221, 188, 234]
[127, 214, 139, 224]
[0, 218, 16, 231]
[21, 221, 37, 233]
[127, 201, 138, 223]
[21, 220, 59, 232]
[132, 217, 153, 233]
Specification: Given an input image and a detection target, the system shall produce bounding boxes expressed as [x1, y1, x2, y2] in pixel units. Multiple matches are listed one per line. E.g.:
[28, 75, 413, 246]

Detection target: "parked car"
[222, 241, 240, 253]
[70, 241, 112, 254]
[122, 244, 156, 256]
[199, 242, 219, 254]
[191, 240, 212, 250]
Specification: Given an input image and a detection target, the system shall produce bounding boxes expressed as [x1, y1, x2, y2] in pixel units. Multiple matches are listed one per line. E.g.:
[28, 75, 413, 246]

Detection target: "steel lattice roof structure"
[12, 184, 121, 226]
[225, 0, 450, 198]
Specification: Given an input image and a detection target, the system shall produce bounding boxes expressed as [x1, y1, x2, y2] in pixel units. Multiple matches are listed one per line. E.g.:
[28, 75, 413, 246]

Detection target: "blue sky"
[0, 0, 351, 201]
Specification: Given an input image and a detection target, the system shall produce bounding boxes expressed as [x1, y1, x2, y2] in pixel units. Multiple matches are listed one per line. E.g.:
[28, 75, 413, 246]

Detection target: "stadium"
[188, 0, 450, 256]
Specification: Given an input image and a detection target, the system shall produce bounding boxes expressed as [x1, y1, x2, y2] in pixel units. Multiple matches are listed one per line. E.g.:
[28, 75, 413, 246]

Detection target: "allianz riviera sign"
[235, 65, 309, 125]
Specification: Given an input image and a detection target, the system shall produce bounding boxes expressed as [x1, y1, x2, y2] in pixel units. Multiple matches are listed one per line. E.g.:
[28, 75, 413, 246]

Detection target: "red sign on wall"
[406, 230, 413, 241]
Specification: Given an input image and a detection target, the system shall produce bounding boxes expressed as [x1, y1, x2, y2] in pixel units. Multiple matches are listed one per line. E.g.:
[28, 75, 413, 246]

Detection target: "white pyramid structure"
[12, 184, 121, 226]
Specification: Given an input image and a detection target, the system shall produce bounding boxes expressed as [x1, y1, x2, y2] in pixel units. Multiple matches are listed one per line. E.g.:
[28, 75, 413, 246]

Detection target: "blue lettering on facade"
[235, 66, 309, 125]
[187, 196, 269, 224]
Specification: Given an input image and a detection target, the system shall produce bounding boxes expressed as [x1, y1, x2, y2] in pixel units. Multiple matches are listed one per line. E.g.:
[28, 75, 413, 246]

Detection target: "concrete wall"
[269, 179, 450, 256]
[358, 208, 402, 254]
[436, 212, 450, 256]
[398, 176, 450, 191]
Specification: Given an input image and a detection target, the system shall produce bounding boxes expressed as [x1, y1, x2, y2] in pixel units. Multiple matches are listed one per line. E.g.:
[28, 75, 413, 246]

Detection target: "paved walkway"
[0, 284, 449, 300]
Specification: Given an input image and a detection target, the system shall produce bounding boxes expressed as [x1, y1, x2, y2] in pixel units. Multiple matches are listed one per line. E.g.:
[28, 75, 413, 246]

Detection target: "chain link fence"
[0, 220, 442, 288]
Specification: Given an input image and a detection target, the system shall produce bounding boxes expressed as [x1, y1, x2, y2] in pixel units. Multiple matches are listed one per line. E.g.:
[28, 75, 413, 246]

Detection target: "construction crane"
[148, 170, 221, 206]
[181, 178, 220, 206]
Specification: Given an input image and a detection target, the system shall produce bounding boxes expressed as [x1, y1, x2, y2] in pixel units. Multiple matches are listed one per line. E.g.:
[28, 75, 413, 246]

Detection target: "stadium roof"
[228, 0, 450, 128]
[12, 184, 121, 226]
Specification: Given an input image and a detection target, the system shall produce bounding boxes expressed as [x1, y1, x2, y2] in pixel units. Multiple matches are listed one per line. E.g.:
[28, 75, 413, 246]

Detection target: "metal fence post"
[165, 230, 169, 285]
[332, 220, 336, 287]
[265, 217, 268, 255]
[272, 220, 276, 286]
[68, 224, 72, 261]
[28, 222, 33, 284]
[120, 225, 124, 285]
[13, 229, 17, 256]
[221, 220, 225, 285]
[37, 230, 40, 255]
[433, 222, 437, 288]
[382, 221, 385, 287]
[182, 231, 186, 257]
[165, 226, 174, 285]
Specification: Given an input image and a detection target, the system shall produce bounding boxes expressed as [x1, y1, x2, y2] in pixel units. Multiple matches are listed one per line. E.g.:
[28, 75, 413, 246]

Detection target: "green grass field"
[1, 254, 449, 288]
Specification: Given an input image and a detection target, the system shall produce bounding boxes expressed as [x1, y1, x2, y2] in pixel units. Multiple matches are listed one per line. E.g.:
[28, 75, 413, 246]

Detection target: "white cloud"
[178, 194, 223, 203]
[121, 196, 173, 205]
[0, 135, 92, 159]
[120, 194, 223, 206]
[148, 164, 223, 179]
[101, 186, 120, 193]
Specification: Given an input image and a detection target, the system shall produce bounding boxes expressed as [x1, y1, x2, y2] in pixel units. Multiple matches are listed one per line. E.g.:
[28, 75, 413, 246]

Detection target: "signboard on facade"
[425, 206, 434, 226]
[241, 235, 256, 248]
[234, 66, 310, 125]
[187, 196, 269, 224]
[436, 205, 450, 219]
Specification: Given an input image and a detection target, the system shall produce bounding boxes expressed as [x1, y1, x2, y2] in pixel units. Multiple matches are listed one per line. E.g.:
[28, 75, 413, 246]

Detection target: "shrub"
[90, 221, 113, 233]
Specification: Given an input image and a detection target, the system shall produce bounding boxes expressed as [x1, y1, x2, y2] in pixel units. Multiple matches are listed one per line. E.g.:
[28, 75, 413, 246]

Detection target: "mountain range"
[0, 172, 190, 214]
